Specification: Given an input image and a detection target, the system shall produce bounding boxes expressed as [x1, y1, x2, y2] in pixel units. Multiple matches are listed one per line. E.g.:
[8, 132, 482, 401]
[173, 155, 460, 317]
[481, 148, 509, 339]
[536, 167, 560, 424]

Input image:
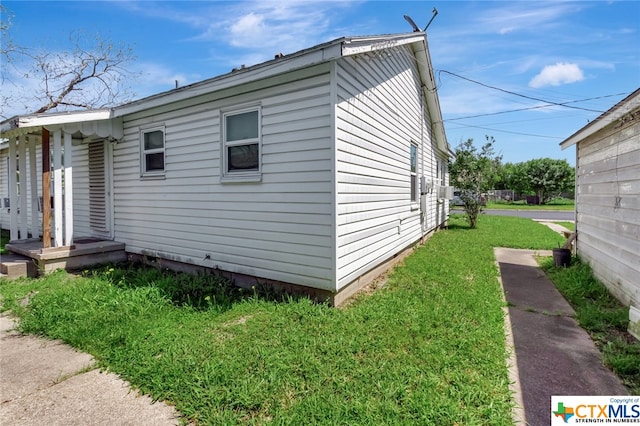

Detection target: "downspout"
[421, 85, 428, 235]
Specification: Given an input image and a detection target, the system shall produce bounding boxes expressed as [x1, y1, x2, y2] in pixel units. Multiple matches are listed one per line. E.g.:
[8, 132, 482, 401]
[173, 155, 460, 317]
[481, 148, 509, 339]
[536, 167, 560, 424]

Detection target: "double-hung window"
[222, 106, 261, 182]
[438, 159, 446, 186]
[410, 142, 418, 202]
[141, 127, 165, 177]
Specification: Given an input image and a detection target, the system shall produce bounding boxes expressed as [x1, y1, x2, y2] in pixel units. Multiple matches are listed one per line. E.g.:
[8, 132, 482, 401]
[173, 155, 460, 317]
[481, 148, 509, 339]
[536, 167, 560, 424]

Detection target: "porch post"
[28, 137, 39, 238]
[63, 131, 73, 245]
[18, 135, 29, 238]
[42, 128, 51, 248]
[53, 129, 63, 247]
[8, 136, 18, 240]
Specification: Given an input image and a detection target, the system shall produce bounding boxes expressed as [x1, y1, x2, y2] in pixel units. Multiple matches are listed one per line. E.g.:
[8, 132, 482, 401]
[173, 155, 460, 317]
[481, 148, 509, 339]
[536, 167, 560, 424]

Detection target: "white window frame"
[221, 105, 262, 183]
[410, 142, 419, 203]
[140, 125, 166, 178]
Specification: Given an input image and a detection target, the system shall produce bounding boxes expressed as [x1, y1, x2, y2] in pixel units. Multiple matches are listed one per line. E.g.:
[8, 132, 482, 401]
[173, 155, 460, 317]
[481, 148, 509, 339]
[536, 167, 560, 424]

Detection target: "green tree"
[449, 136, 502, 228]
[497, 162, 529, 195]
[522, 158, 574, 204]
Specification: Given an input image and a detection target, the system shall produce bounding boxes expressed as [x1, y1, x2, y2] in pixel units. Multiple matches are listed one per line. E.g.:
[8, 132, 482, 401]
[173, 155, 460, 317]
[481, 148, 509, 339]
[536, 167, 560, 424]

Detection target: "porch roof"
[0, 109, 122, 141]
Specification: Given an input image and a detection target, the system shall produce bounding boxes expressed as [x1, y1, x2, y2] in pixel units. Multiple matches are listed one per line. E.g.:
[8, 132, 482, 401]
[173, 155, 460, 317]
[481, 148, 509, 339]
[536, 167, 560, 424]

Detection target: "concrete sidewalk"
[495, 248, 628, 426]
[0, 314, 180, 425]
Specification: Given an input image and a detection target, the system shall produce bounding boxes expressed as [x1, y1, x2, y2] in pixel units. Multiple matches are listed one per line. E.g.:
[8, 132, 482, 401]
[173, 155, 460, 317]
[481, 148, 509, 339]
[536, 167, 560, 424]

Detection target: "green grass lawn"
[552, 221, 575, 232]
[0, 216, 565, 425]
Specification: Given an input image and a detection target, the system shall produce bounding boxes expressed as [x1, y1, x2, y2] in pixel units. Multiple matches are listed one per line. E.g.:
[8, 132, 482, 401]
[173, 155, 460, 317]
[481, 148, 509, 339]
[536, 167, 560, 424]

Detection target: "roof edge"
[560, 88, 640, 149]
[1, 109, 114, 138]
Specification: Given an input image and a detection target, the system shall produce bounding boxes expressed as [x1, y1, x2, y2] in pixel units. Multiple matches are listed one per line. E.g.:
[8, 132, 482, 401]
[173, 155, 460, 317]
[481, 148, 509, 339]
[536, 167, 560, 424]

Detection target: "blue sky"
[2, 1, 640, 165]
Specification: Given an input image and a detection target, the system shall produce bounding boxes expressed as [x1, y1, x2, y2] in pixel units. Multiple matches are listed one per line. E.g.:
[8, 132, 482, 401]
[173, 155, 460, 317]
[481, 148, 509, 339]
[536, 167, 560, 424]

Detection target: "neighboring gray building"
[561, 88, 640, 339]
[1, 32, 452, 304]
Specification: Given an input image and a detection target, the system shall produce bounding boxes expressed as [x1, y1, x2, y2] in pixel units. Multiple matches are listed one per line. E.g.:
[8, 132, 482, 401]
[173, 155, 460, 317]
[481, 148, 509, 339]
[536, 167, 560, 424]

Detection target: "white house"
[1, 32, 451, 304]
[560, 88, 640, 339]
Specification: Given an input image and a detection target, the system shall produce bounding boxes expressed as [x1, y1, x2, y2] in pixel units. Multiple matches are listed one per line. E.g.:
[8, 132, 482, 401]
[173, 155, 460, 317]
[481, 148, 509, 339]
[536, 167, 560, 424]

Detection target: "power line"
[444, 92, 628, 122]
[449, 121, 561, 139]
[438, 70, 608, 114]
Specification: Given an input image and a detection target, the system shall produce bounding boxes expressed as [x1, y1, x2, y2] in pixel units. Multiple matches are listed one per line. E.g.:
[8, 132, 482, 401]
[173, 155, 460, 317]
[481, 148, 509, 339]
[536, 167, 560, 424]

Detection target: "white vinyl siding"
[575, 117, 640, 308]
[334, 45, 440, 289]
[113, 65, 335, 290]
[0, 140, 43, 236]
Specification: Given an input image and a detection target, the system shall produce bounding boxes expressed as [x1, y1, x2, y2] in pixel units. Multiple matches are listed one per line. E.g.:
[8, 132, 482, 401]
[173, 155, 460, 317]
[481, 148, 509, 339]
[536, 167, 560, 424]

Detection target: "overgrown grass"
[0, 215, 564, 425]
[541, 258, 640, 394]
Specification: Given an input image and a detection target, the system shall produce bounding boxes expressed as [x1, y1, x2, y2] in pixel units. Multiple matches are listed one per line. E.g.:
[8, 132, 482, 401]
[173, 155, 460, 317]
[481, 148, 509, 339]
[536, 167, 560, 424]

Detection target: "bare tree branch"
[31, 32, 138, 113]
[1, 9, 138, 118]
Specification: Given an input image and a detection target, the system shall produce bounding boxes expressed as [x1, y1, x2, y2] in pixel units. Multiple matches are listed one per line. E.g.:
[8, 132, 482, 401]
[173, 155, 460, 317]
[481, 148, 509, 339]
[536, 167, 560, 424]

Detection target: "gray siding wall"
[576, 117, 640, 308]
[114, 64, 335, 290]
[334, 45, 446, 289]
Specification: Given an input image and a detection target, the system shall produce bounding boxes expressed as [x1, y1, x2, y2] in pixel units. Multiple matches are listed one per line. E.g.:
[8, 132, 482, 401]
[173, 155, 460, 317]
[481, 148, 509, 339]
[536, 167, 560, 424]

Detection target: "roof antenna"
[403, 15, 420, 32]
[424, 8, 438, 31]
[403, 7, 439, 33]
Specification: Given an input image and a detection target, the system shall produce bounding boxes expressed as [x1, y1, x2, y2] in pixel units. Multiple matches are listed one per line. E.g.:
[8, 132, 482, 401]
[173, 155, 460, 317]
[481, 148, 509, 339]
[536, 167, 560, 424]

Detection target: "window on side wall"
[140, 127, 165, 177]
[410, 142, 418, 202]
[222, 107, 261, 182]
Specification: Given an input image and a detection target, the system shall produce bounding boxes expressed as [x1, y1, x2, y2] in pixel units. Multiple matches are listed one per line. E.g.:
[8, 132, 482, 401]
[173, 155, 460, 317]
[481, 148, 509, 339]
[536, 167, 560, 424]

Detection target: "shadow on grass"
[446, 223, 473, 231]
[84, 262, 311, 313]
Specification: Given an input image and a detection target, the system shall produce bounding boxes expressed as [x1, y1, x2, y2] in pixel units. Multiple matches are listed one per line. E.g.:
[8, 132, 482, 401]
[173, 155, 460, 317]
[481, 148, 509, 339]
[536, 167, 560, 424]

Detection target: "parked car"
[450, 191, 486, 207]
[451, 191, 464, 206]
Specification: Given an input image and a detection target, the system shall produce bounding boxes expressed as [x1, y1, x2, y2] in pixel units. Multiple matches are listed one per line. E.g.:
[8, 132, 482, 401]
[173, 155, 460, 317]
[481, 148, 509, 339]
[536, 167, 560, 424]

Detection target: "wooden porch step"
[0, 257, 34, 279]
[4, 240, 126, 276]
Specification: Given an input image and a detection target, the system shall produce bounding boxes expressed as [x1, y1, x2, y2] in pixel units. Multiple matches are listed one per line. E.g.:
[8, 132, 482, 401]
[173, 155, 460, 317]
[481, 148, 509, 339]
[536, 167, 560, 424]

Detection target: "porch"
[2, 239, 126, 278]
[1, 110, 125, 279]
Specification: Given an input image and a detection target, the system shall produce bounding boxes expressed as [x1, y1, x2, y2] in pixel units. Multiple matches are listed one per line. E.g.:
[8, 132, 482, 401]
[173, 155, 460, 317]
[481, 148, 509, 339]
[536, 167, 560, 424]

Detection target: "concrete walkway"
[0, 314, 180, 426]
[495, 248, 628, 426]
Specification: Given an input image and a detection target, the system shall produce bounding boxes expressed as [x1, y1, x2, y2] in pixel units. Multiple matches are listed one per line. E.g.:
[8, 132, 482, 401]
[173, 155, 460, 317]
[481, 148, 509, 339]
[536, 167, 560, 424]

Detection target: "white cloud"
[109, 1, 366, 74]
[529, 62, 584, 88]
[127, 1, 358, 66]
[229, 12, 270, 48]
[478, 3, 582, 35]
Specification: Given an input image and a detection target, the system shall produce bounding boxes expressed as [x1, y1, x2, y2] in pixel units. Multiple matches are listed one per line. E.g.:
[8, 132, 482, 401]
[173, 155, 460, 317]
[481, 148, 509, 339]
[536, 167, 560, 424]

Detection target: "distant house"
[560, 88, 640, 339]
[1, 32, 452, 304]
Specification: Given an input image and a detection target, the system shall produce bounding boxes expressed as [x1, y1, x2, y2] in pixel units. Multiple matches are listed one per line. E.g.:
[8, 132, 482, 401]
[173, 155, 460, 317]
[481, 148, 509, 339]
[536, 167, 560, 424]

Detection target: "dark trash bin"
[552, 248, 571, 267]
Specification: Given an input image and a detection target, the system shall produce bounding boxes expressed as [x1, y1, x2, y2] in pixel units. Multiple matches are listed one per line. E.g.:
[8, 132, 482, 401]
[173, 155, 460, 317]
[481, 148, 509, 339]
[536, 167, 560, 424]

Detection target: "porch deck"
[3, 239, 127, 277]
